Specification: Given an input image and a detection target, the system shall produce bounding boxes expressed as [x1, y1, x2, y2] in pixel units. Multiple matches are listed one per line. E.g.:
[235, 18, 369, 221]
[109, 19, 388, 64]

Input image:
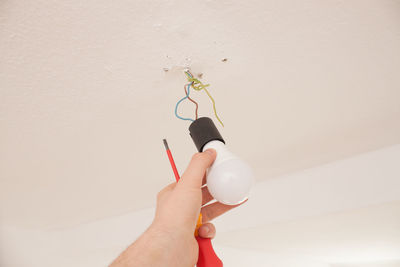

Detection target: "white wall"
[1, 145, 399, 266]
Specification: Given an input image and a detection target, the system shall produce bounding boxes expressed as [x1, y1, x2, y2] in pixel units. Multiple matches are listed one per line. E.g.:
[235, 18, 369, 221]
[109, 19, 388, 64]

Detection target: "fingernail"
[202, 225, 210, 234]
[204, 149, 215, 155]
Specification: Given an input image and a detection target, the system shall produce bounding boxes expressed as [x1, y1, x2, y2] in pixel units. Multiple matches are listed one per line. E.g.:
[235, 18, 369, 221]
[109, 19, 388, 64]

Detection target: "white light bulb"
[203, 140, 254, 205]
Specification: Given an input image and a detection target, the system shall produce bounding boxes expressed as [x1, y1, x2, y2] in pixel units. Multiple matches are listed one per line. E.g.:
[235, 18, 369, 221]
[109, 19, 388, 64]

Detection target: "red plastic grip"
[196, 236, 223, 267]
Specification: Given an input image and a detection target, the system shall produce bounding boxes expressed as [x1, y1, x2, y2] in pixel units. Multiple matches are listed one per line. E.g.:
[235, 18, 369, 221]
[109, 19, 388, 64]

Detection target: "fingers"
[201, 186, 214, 206]
[202, 174, 207, 186]
[201, 199, 247, 222]
[198, 223, 216, 239]
[178, 149, 216, 190]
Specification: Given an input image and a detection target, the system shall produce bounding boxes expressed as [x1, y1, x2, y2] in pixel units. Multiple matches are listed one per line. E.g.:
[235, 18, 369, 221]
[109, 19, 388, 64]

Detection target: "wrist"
[147, 222, 193, 250]
[146, 223, 197, 266]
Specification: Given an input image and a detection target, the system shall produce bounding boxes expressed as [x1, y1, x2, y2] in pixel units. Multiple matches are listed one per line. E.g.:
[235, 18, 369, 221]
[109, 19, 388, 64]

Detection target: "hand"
[110, 149, 245, 267]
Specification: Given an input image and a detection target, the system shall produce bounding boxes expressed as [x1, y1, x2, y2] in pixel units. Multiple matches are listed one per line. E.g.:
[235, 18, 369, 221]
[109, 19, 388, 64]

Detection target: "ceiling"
[1, 0, 400, 265]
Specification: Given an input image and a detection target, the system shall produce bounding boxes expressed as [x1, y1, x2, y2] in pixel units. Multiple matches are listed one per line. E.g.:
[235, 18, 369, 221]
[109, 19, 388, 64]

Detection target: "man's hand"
[111, 149, 245, 267]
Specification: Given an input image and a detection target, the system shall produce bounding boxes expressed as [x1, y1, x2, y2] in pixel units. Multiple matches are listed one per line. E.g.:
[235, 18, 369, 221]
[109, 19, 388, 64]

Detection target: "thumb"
[178, 149, 216, 189]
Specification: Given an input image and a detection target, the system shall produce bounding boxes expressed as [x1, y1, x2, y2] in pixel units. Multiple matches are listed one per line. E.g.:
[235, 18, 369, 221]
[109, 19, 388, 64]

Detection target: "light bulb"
[188, 117, 254, 205]
[203, 140, 253, 205]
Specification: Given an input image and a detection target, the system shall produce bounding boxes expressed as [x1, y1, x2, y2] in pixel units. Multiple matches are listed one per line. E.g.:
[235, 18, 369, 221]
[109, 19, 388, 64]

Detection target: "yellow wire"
[185, 72, 224, 127]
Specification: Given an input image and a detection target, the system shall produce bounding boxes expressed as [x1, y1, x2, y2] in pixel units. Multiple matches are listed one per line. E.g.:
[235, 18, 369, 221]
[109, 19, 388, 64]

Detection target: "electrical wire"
[174, 82, 195, 122]
[185, 71, 224, 127]
[184, 83, 199, 120]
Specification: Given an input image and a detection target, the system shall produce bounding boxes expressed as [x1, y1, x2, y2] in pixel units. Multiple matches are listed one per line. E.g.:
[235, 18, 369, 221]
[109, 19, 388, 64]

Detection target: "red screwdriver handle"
[196, 236, 223, 267]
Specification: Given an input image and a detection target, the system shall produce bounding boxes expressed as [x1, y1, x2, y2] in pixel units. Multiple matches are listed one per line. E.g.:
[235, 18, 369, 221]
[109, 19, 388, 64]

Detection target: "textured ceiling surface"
[1, 0, 400, 231]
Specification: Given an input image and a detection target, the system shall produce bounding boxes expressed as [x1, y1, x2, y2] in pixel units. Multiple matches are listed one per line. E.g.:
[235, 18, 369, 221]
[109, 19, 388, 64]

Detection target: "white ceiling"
[1, 0, 400, 266]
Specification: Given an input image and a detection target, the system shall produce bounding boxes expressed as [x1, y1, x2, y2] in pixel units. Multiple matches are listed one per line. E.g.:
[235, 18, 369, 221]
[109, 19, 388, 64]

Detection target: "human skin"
[110, 149, 245, 267]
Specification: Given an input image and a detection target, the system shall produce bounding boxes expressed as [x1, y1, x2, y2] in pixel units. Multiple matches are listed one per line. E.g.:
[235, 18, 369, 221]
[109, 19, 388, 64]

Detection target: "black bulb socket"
[188, 117, 225, 152]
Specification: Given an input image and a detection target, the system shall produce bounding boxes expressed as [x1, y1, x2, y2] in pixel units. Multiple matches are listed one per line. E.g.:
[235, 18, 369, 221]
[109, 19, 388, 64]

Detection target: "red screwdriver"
[163, 139, 223, 267]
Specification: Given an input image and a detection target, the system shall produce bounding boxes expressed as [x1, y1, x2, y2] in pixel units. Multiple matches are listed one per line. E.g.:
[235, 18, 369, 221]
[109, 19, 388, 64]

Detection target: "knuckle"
[156, 191, 163, 200]
[156, 183, 175, 201]
[192, 152, 212, 163]
[191, 152, 205, 162]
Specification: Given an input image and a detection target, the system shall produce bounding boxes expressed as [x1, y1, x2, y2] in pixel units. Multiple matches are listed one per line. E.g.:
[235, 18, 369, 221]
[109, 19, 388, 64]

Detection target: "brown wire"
[184, 83, 199, 120]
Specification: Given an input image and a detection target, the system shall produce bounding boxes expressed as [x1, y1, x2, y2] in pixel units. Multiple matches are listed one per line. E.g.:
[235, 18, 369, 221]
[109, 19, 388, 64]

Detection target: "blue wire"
[175, 82, 195, 122]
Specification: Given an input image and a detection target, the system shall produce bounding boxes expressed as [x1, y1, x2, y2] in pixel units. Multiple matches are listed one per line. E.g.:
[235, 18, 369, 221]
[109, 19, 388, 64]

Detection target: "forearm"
[110, 225, 194, 267]
[110, 226, 170, 267]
